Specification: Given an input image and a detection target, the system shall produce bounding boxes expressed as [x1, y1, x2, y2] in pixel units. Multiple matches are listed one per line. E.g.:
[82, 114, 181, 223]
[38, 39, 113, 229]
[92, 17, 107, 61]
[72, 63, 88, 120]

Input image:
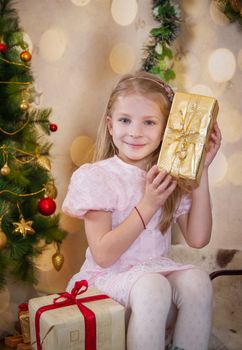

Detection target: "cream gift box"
[157, 92, 219, 189]
[29, 280, 125, 350]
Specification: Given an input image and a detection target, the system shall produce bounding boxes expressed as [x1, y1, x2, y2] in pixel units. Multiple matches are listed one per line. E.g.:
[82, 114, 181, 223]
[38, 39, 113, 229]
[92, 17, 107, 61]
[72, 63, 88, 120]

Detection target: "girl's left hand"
[204, 121, 222, 168]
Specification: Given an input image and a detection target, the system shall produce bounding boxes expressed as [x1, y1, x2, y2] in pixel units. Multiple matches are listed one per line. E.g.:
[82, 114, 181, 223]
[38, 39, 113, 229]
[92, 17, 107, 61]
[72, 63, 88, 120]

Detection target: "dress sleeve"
[173, 193, 191, 222]
[62, 164, 117, 219]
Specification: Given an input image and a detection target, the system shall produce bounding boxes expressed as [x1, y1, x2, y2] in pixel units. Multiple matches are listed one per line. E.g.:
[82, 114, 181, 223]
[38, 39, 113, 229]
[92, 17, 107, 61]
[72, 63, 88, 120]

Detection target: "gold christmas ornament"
[45, 181, 58, 199]
[20, 100, 29, 111]
[20, 50, 32, 62]
[0, 218, 7, 250]
[13, 216, 35, 238]
[1, 162, 10, 176]
[52, 251, 64, 271]
[36, 155, 51, 171]
[0, 230, 7, 250]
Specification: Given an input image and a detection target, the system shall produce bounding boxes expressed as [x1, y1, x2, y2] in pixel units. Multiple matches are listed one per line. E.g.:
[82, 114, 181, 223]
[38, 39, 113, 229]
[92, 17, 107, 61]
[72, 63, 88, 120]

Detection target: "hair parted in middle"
[93, 71, 182, 233]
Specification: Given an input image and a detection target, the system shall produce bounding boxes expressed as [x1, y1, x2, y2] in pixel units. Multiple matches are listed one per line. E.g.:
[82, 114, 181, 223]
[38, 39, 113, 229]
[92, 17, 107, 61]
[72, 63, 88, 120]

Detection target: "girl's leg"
[127, 273, 172, 350]
[167, 268, 213, 350]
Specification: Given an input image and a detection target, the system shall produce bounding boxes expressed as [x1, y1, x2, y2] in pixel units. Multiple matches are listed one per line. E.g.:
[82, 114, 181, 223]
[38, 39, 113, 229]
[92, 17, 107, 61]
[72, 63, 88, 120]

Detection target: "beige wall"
[1, 0, 242, 338]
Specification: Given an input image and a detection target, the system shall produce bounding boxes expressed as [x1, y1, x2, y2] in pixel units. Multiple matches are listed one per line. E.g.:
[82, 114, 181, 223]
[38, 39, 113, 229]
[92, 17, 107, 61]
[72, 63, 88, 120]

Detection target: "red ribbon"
[18, 303, 29, 312]
[34, 280, 109, 350]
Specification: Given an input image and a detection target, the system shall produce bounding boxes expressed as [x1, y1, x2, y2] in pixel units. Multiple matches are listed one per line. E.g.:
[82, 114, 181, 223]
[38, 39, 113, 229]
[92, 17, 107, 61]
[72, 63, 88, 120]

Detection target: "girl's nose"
[128, 123, 143, 137]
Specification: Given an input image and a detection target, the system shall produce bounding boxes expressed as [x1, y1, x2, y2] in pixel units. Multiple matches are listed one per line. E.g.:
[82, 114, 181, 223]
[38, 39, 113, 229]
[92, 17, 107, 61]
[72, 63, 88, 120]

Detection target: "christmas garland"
[216, 0, 242, 26]
[142, 0, 181, 82]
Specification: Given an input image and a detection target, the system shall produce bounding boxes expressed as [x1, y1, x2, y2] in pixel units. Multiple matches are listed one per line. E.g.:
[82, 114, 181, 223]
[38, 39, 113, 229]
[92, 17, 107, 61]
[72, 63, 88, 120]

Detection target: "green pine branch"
[0, 0, 67, 289]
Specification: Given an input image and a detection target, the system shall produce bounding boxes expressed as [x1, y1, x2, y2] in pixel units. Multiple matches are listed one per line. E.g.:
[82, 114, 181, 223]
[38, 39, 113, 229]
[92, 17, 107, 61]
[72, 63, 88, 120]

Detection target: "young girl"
[62, 71, 221, 350]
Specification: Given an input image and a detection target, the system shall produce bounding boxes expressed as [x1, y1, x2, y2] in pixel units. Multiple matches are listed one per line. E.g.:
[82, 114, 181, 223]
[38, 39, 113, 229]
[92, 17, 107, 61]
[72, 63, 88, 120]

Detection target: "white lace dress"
[62, 156, 194, 308]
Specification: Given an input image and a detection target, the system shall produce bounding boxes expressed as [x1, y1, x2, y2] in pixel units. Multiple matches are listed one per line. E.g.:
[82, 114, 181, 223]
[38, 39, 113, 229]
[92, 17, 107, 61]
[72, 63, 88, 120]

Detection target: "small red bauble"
[38, 197, 56, 216]
[20, 50, 32, 62]
[0, 43, 7, 53]
[50, 123, 58, 132]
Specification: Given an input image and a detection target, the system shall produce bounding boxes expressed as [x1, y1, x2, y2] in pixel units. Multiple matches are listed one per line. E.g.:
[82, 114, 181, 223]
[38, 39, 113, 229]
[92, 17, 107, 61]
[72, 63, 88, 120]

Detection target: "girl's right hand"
[143, 165, 177, 211]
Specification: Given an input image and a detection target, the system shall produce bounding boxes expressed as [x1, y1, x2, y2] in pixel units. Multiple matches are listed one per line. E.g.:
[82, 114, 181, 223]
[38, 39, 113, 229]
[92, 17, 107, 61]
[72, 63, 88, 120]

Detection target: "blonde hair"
[93, 71, 181, 233]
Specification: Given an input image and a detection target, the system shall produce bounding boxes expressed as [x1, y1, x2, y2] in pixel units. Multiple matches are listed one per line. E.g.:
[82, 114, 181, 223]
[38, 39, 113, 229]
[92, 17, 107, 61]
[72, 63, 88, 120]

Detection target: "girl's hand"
[143, 165, 177, 210]
[204, 121, 222, 168]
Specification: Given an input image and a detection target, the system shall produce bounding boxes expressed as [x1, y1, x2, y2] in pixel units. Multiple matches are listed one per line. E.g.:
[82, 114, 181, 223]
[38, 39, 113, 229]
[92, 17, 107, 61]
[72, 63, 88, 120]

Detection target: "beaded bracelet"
[134, 206, 146, 229]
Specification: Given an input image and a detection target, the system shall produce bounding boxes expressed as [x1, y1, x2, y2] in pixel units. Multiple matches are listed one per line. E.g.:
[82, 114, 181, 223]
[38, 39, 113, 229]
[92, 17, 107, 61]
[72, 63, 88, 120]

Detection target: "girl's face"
[107, 93, 167, 170]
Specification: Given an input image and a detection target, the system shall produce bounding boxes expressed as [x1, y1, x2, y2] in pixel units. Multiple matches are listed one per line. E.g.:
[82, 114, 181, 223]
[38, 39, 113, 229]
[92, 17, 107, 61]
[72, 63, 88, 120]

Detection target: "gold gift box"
[19, 310, 30, 344]
[29, 287, 125, 350]
[157, 92, 219, 189]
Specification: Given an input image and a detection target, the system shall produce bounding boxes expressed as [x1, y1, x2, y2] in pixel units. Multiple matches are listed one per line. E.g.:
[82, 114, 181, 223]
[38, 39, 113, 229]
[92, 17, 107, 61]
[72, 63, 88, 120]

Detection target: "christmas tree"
[0, 0, 67, 290]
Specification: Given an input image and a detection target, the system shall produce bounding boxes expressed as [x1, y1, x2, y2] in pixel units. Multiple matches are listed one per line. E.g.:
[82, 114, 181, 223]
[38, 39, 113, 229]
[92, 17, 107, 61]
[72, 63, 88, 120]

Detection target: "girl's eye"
[118, 118, 130, 124]
[144, 120, 156, 125]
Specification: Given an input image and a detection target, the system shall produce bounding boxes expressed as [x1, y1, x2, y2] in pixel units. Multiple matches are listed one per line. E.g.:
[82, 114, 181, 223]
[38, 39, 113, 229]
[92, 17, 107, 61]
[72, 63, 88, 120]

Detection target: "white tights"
[126, 269, 213, 350]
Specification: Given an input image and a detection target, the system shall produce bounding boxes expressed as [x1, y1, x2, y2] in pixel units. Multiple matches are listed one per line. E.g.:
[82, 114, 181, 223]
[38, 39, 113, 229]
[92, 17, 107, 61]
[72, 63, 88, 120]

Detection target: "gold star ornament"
[13, 217, 35, 238]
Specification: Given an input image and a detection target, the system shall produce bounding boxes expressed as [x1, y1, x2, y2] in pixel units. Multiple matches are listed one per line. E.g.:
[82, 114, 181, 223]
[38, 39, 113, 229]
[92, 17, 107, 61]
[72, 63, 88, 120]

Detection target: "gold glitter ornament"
[45, 181, 58, 199]
[20, 100, 29, 111]
[20, 50, 32, 62]
[36, 155, 51, 171]
[13, 216, 35, 238]
[52, 251, 64, 271]
[0, 218, 7, 250]
[1, 162, 10, 176]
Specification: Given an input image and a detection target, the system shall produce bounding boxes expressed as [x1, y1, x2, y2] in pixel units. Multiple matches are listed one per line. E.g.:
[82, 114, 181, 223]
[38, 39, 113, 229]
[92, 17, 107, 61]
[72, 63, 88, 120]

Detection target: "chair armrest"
[210, 269, 242, 280]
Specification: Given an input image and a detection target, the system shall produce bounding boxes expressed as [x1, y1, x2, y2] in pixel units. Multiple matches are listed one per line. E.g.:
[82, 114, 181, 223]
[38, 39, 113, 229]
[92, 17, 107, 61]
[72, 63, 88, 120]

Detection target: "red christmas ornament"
[38, 197, 56, 216]
[50, 123, 58, 132]
[0, 42, 7, 53]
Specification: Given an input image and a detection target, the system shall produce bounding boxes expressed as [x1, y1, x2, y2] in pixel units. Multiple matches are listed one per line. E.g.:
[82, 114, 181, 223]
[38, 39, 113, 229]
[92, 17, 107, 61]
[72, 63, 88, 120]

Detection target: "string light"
[0, 187, 45, 197]
[0, 81, 32, 85]
[0, 114, 30, 135]
[0, 57, 29, 68]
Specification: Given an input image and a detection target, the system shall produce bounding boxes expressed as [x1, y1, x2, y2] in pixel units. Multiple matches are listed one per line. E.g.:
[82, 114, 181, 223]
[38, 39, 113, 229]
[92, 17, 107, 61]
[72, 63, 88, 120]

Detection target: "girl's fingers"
[156, 173, 173, 192]
[146, 165, 160, 184]
[152, 169, 169, 188]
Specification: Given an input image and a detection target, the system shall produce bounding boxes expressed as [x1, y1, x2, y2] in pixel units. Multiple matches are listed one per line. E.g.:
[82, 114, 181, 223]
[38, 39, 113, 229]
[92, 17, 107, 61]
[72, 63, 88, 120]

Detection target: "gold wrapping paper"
[29, 287, 125, 350]
[19, 310, 30, 344]
[157, 92, 219, 189]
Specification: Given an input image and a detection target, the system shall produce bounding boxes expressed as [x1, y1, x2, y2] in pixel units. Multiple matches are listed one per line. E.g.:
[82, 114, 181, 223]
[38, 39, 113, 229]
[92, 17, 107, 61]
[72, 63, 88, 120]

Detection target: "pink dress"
[62, 156, 193, 308]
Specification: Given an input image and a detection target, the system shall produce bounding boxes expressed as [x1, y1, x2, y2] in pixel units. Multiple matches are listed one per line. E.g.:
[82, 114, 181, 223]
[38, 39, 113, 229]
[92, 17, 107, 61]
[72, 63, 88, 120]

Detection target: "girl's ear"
[106, 116, 113, 135]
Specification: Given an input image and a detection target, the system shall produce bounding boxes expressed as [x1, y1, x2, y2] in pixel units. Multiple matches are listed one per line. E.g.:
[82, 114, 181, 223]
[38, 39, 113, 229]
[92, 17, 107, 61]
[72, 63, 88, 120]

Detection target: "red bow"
[34, 280, 109, 350]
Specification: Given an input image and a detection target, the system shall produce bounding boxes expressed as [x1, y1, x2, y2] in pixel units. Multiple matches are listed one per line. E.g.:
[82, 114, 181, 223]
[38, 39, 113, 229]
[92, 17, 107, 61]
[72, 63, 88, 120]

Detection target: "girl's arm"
[177, 122, 222, 248]
[84, 168, 177, 268]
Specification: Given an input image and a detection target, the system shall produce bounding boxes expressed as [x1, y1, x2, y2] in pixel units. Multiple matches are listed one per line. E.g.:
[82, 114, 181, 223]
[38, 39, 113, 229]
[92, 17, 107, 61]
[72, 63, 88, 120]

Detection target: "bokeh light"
[70, 135, 94, 166]
[209, 151, 228, 186]
[109, 43, 135, 74]
[39, 27, 67, 62]
[71, 0, 91, 6]
[219, 106, 242, 143]
[208, 48, 236, 83]
[111, 0, 138, 26]
[227, 153, 242, 186]
[189, 84, 213, 97]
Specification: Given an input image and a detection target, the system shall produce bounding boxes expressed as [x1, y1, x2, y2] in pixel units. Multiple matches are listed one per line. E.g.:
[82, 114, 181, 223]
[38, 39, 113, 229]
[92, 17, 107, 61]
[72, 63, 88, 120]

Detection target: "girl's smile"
[107, 94, 167, 169]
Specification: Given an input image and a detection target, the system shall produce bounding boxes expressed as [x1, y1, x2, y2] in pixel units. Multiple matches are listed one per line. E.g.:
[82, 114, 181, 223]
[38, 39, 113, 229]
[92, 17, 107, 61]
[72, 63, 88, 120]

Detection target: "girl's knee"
[129, 273, 172, 309]
[169, 268, 213, 304]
